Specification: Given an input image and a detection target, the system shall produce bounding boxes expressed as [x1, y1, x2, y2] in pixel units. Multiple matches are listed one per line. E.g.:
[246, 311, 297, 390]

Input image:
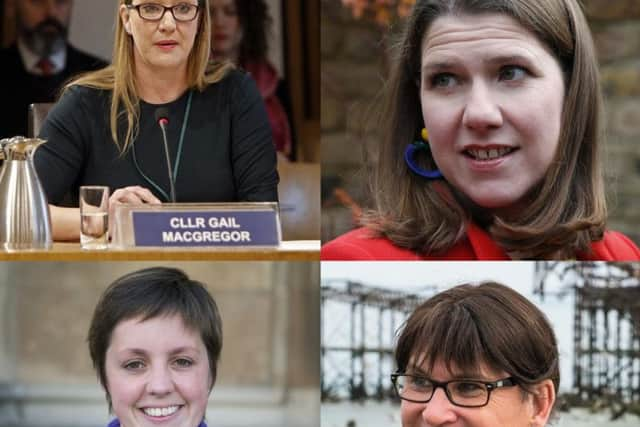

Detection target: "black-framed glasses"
[390, 373, 517, 408]
[127, 3, 200, 22]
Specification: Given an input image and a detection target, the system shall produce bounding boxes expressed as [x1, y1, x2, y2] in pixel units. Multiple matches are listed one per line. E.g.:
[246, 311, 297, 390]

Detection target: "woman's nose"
[462, 81, 503, 132]
[210, 11, 223, 26]
[421, 388, 458, 425]
[146, 365, 174, 396]
[158, 9, 177, 32]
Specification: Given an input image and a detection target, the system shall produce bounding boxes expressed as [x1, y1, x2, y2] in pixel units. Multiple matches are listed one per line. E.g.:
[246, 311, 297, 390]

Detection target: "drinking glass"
[79, 186, 109, 250]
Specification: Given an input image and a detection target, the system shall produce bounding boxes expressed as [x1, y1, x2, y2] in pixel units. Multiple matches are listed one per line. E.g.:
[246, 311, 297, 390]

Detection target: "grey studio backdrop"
[0, 261, 320, 427]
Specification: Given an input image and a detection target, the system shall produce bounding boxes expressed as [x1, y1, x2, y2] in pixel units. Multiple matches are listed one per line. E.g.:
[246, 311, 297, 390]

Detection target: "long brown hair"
[363, 0, 606, 259]
[65, 0, 231, 153]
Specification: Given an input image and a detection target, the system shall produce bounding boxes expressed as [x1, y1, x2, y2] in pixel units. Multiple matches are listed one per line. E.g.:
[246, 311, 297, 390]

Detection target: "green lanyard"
[132, 90, 193, 202]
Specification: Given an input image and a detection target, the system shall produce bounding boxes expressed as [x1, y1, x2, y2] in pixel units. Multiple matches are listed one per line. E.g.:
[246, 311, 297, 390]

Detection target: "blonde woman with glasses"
[35, 0, 278, 241]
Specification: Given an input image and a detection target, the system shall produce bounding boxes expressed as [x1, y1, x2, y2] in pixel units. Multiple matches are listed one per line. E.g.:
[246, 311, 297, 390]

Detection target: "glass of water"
[79, 186, 109, 250]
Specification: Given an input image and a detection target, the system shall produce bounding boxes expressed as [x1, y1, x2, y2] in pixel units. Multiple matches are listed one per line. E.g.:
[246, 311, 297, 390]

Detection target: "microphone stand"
[155, 109, 176, 203]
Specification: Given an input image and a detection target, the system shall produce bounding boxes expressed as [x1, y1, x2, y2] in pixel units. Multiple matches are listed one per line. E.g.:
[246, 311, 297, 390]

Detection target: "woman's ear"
[530, 379, 555, 427]
[119, 5, 133, 35]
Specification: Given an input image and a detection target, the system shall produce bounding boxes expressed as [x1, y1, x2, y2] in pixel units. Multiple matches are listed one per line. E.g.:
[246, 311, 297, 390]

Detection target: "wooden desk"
[0, 240, 320, 261]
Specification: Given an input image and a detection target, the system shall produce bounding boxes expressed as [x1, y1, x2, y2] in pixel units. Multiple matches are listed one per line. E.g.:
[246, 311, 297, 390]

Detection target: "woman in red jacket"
[322, 0, 640, 261]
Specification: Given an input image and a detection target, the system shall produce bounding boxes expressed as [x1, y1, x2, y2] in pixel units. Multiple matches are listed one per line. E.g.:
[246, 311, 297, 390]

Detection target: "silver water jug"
[0, 137, 52, 250]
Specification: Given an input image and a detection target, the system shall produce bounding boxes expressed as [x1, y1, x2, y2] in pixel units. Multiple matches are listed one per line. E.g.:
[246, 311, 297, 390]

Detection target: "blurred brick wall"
[321, 0, 388, 241]
[321, 0, 640, 245]
[587, 0, 640, 245]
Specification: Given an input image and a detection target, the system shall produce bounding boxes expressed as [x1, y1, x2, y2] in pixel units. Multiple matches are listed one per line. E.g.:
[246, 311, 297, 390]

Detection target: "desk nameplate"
[113, 203, 281, 248]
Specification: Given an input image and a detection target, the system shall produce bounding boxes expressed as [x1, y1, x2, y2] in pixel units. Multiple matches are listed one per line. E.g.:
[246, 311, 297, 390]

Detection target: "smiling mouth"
[142, 405, 181, 417]
[464, 147, 517, 161]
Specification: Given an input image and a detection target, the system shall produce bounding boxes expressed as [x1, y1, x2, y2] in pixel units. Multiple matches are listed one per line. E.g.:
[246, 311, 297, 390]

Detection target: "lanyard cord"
[131, 90, 193, 202]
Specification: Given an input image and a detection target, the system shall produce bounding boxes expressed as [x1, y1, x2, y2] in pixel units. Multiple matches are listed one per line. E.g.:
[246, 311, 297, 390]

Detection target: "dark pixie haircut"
[88, 267, 223, 407]
[364, 0, 606, 259]
[234, 0, 272, 65]
[395, 282, 559, 395]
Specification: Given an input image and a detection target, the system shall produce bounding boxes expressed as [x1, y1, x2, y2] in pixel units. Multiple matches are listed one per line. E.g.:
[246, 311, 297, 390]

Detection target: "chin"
[153, 58, 188, 69]
[468, 193, 521, 212]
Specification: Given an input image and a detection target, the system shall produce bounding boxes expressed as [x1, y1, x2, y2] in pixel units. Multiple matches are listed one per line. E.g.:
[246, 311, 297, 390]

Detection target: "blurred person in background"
[209, 0, 293, 157]
[0, 0, 107, 137]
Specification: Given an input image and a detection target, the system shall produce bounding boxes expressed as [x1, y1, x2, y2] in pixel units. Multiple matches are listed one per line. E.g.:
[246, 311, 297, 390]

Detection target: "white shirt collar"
[17, 37, 67, 76]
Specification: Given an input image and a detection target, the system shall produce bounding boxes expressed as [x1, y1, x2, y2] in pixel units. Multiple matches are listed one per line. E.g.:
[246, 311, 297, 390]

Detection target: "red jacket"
[243, 60, 292, 155]
[321, 223, 640, 260]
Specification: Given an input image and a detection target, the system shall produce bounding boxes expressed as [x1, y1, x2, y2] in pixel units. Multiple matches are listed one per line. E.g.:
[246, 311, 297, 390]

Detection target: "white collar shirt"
[17, 37, 67, 76]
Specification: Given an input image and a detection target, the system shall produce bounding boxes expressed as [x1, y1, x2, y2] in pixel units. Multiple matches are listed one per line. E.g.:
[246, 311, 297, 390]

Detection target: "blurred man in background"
[0, 0, 107, 137]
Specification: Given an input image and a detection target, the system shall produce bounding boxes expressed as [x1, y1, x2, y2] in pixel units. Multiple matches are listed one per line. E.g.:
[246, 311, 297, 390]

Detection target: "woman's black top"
[35, 69, 278, 204]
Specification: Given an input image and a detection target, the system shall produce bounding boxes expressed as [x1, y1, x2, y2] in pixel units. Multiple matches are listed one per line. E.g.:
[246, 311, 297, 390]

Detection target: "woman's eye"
[141, 4, 162, 14]
[408, 376, 432, 390]
[174, 358, 193, 368]
[452, 381, 485, 396]
[499, 65, 528, 82]
[175, 3, 191, 14]
[124, 360, 145, 370]
[429, 73, 458, 89]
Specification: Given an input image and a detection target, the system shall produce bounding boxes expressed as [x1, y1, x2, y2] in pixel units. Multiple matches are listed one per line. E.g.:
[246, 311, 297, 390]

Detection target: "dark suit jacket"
[0, 43, 107, 138]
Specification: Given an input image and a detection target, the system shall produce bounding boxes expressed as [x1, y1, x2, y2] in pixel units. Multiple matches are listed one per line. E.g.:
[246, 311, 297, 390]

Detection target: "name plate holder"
[111, 202, 281, 248]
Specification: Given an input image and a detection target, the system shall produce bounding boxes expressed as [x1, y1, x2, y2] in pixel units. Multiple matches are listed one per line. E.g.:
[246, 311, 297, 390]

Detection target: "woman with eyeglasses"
[392, 282, 557, 426]
[35, 0, 278, 241]
[88, 267, 222, 427]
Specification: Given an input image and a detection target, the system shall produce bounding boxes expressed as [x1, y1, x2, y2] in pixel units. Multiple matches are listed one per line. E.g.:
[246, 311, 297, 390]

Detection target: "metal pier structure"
[535, 262, 640, 410]
[321, 280, 437, 401]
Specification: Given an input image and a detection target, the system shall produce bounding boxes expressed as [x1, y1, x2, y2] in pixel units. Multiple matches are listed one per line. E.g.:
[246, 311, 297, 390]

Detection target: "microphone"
[154, 107, 176, 203]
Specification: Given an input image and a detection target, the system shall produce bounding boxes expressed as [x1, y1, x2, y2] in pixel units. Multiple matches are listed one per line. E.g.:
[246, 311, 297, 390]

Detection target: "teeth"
[467, 147, 512, 160]
[143, 406, 179, 417]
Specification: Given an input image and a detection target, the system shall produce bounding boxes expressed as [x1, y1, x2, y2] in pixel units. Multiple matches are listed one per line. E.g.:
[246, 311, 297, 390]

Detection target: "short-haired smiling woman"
[88, 267, 222, 427]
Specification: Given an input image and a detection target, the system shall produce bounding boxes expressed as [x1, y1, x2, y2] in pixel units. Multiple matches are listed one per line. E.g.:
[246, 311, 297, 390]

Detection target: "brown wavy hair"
[395, 282, 559, 403]
[362, 0, 606, 259]
[65, 0, 232, 153]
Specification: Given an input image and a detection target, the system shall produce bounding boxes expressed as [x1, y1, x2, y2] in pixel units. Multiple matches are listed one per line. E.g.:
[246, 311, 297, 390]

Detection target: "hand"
[108, 186, 162, 239]
[110, 185, 162, 205]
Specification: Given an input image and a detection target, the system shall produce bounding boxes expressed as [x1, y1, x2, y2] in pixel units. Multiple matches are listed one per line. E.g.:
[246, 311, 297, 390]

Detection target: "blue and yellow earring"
[404, 128, 443, 179]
